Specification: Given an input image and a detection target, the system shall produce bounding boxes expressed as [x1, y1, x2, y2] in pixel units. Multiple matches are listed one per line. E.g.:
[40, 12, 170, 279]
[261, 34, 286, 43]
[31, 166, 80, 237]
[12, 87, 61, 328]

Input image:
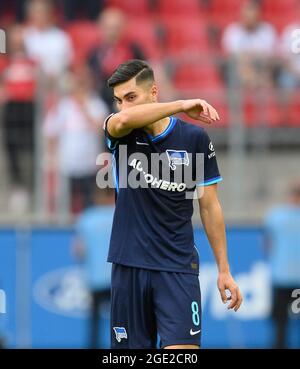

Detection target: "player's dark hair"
[107, 59, 154, 88]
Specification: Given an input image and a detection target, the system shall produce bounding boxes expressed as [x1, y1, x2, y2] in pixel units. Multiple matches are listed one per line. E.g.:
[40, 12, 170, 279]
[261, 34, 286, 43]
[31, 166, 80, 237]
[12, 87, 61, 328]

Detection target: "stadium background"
[0, 0, 299, 348]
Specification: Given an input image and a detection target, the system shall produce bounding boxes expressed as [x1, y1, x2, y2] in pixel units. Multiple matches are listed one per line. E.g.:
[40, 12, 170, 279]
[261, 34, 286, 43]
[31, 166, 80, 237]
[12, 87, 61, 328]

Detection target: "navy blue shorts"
[110, 263, 202, 349]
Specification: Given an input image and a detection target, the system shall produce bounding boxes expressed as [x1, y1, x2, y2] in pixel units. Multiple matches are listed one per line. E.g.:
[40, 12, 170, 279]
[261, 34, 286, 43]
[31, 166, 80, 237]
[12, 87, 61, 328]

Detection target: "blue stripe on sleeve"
[111, 150, 119, 193]
[106, 137, 118, 151]
[196, 176, 223, 186]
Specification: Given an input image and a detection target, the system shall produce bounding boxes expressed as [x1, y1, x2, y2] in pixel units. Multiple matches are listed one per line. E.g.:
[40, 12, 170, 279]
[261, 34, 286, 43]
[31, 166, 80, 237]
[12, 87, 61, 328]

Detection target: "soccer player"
[103, 60, 243, 349]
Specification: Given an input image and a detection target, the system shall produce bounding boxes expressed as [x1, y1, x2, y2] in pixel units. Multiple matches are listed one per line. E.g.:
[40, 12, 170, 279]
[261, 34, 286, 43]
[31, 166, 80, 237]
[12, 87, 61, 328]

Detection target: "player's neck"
[143, 117, 170, 138]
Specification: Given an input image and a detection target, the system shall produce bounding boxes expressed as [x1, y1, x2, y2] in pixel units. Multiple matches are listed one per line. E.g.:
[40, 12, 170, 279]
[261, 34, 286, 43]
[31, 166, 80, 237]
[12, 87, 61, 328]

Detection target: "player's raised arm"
[105, 59, 220, 139]
[107, 99, 219, 138]
[107, 101, 181, 138]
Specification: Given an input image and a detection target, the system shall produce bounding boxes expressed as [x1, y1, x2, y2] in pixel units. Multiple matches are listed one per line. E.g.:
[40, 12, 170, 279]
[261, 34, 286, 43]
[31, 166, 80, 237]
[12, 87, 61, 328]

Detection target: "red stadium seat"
[261, 0, 299, 17]
[202, 89, 229, 127]
[208, 0, 251, 30]
[65, 21, 101, 66]
[0, 55, 8, 74]
[156, 0, 202, 16]
[106, 0, 151, 16]
[242, 90, 282, 127]
[177, 87, 283, 128]
[261, 0, 299, 31]
[161, 17, 209, 55]
[174, 62, 223, 92]
[209, 0, 242, 18]
[127, 18, 162, 60]
[175, 87, 229, 127]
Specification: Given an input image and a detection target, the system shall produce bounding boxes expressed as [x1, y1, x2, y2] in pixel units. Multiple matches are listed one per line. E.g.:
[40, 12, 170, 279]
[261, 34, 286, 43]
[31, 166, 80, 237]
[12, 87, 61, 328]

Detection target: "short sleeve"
[196, 130, 223, 186]
[103, 113, 133, 151]
[103, 113, 119, 151]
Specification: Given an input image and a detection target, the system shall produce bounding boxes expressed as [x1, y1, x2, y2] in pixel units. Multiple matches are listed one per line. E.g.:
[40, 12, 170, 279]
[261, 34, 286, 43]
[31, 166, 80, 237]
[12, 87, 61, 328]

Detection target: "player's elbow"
[112, 112, 130, 133]
[106, 114, 125, 137]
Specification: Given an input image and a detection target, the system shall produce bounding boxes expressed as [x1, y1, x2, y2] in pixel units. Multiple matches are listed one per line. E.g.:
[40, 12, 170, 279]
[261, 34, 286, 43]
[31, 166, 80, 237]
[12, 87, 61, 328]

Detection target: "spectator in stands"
[264, 180, 300, 348]
[222, 0, 277, 88]
[23, 0, 73, 80]
[88, 8, 146, 110]
[61, 0, 104, 21]
[44, 67, 108, 213]
[278, 6, 300, 89]
[0, 24, 37, 213]
[73, 187, 114, 348]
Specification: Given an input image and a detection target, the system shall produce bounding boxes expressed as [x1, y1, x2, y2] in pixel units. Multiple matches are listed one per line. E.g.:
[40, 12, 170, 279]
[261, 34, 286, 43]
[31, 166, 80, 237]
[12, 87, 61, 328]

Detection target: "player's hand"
[217, 272, 243, 312]
[182, 99, 220, 124]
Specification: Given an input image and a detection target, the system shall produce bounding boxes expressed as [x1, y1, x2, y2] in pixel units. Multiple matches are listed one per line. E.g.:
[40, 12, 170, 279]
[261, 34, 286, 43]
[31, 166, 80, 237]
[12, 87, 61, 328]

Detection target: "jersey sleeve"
[103, 113, 133, 151]
[103, 113, 124, 151]
[103, 113, 119, 151]
[196, 130, 223, 186]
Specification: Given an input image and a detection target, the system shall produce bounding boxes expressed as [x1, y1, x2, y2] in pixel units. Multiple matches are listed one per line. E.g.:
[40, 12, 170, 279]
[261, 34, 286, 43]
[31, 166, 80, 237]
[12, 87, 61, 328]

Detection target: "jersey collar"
[147, 117, 177, 143]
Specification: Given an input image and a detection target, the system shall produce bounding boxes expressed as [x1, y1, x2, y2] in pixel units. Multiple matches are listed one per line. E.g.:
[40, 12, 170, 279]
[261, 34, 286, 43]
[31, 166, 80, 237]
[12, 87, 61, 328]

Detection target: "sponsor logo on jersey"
[208, 141, 216, 159]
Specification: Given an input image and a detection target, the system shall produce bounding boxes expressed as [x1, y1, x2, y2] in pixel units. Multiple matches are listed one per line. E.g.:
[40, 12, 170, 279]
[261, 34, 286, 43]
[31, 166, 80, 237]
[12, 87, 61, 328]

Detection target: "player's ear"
[150, 84, 158, 102]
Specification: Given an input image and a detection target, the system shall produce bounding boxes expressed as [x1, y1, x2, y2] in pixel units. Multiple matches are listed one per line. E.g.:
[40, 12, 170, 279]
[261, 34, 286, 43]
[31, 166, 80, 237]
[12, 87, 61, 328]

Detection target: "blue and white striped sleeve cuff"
[196, 176, 223, 186]
[106, 136, 118, 151]
[104, 113, 119, 150]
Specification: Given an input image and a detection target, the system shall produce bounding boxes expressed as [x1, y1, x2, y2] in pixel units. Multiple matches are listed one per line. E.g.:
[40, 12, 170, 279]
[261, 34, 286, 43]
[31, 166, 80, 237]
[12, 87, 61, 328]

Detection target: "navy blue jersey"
[104, 116, 222, 275]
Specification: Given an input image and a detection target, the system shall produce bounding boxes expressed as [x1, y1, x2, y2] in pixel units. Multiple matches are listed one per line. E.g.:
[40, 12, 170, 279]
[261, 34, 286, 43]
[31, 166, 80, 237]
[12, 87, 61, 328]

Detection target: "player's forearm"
[113, 100, 183, 130]
[200, 201, 230, 273]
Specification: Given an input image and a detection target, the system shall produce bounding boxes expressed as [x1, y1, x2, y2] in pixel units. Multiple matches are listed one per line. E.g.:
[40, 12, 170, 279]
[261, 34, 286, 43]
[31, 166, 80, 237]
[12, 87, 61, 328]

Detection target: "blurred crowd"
[0, 0, 299, 215]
